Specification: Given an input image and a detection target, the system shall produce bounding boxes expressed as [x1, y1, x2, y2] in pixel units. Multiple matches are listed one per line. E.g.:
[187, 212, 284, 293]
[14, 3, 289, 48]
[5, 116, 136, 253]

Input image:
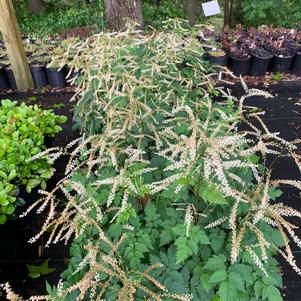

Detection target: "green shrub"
[142, 0, 187, 28]
[240, 0, 301, 28]
[17, 6, 104, 37]
[13, 0, 104, 36]
[15, 22, 301, 301]
[13, 0, 211, 37]
[0, 99, 66, 224]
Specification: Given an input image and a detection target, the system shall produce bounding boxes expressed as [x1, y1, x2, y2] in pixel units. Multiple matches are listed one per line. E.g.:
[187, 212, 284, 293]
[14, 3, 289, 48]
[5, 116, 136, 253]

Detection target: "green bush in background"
[142, 0, 187, 28]
[13, 0, 104, 36]
[12, 0, 211, 37]
[240, 0, 301, 28]
[12, 0, 301, 37]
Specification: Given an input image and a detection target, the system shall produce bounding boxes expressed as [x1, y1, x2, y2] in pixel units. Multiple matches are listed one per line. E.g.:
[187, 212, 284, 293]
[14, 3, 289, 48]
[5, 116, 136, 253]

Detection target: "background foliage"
[13, 0, 104, 36]
[12, 0, 222, 36]
[240, 0, 301, 28]
[11, 0, 301, 37]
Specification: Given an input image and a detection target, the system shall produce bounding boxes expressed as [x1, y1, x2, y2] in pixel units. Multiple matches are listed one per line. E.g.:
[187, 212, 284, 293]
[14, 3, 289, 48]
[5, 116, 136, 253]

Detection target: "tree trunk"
[104, 0, 143, 31]
[186, 0, 197, 26]
[224, 0, 231, 28]
[29, 0, 44, 14]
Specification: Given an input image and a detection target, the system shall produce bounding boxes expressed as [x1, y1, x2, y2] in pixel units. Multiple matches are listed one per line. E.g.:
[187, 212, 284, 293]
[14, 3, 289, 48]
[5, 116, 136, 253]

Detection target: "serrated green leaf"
[196, 229, 210, 245]
[203, 255, 226, 272]
[209, 270, 227, 284]
[175, 237, 190, 263]
[269, 186, 283, 201]
[144, 202, 157, 216]
[229, 271, 244, 292]
[230, 264, 253, 286]
[263, 273, 282, 287]
[254, 281, 263, 299]
[218, 281, 238, 301]
[200, 273, 214, 293]
[199, 181, 227, 205]
[159, 229, 173, 247]
[262, 285, 283, 301]
[172, 224, 185, 236]
[209, 230, 226, 254]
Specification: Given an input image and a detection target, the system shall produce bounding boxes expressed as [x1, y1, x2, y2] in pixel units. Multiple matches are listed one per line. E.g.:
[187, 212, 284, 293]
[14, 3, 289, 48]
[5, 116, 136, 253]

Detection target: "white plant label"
[202, 1, 221, 17]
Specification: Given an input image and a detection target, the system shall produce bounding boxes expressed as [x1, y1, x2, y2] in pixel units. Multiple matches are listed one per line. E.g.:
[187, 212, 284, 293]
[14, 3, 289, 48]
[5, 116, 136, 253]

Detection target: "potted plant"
[226, 45, 251, 76]
[43, 46, 67, 88]
[205, 49, 229, 67]
[5, 65, 17, 89]
[291, 50, 301, 75]
[220, 26, 251, 76]
[249, 47, 273, 76]
[267, 38, 295, 73]
[285, 40, 301, 75]
[29, 55, 49, 88]
[46, 60, 67, 88]
[199, 29, 230, 68]
[0, 63, 10, 90]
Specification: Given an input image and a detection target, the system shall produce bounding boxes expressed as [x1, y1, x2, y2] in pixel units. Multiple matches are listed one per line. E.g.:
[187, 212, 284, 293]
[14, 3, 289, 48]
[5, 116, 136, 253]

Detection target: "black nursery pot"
[46, 67, 67, 88]
[249, 54, 273, 76]
[270, 53, 294, 73]
[30, 64, 48, 88]
[0, 65, 10, 89]
[5, 67, 17, 89]
[205, 53, 229, 67]
[291, 52, 301, 75]
[228, 56, 251, 76]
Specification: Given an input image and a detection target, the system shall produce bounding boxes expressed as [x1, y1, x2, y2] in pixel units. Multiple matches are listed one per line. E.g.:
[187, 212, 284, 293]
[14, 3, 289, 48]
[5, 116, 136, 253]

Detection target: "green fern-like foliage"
[7, 21, 301, 301]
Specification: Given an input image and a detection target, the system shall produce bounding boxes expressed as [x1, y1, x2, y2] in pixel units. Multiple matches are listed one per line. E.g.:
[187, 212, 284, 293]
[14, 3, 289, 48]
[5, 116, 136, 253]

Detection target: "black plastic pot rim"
[206, 53, 229, 59]
[252, 54, 273, 59]
[30, 63, 46, 68]
[46, 67, 63, 71]
[229, 55, 251, 61]
[273, 53, 294, 58]
[286, 46, 301, 52]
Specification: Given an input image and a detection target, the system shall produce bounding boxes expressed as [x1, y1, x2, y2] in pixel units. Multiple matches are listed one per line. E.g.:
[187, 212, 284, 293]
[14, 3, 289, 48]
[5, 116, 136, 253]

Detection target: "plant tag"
[202, 1, 221, 17]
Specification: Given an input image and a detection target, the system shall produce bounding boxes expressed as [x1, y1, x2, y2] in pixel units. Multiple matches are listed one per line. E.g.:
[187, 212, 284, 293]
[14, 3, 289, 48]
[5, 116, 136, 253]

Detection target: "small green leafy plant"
[273, 72, 282, 81]
[0, 99, 66, 224]
[27, 259, 56, 279]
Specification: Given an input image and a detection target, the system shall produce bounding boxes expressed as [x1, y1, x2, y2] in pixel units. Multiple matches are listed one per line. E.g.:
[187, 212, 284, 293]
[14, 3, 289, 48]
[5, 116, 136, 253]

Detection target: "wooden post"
[0, 0, 34, 89]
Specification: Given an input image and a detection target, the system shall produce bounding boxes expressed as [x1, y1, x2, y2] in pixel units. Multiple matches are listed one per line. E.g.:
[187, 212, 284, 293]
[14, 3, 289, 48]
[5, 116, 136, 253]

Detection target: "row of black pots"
[205, 51, 301, 77]
[0, 64, 69, 90]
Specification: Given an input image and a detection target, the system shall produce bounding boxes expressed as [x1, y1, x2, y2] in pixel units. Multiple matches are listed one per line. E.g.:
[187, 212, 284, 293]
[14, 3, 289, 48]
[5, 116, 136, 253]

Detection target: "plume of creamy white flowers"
[18, 21, 301, 301]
